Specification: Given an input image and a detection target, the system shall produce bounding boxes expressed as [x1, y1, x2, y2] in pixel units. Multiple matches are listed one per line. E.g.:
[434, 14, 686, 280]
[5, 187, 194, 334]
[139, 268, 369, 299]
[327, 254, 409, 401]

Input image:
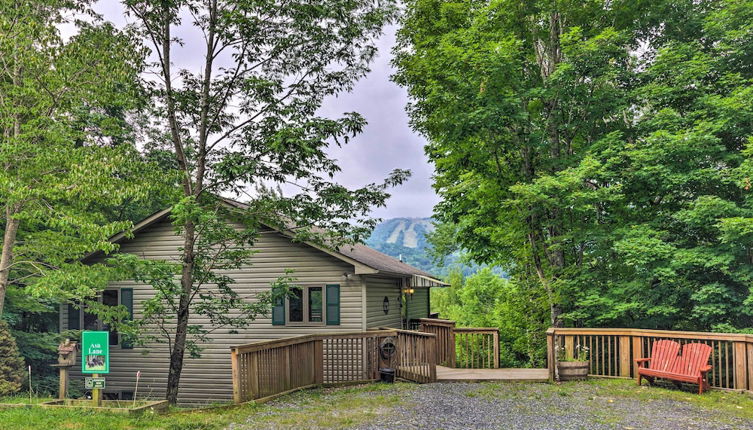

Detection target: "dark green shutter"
[326, 284, 340, 326]
[67, 303, 80, 330]
[272, 288, 285, 326]
[121, 288, 134, 349]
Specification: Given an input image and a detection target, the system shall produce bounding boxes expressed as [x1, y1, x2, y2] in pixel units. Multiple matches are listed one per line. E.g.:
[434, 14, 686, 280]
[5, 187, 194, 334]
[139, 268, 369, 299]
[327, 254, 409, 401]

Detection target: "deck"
[436, 365, 549, 382]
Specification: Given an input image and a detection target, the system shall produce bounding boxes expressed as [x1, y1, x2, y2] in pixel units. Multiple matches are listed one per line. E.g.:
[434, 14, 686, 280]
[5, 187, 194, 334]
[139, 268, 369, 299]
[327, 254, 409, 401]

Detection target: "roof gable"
[93, 201, 447, 286]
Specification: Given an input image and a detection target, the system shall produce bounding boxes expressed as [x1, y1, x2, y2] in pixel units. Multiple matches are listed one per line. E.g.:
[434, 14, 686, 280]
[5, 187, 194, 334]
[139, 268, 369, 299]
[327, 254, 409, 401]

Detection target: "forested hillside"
[365, 217, 500, 277]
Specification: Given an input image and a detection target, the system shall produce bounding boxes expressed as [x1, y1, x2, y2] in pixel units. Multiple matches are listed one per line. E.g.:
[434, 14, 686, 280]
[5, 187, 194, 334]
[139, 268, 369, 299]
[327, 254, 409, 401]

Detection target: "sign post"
[81, 331, 109, 407]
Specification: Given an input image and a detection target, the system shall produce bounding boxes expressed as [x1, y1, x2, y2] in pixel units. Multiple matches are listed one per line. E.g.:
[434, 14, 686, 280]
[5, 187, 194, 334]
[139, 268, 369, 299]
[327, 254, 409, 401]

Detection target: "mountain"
[365, 217, 495, 278]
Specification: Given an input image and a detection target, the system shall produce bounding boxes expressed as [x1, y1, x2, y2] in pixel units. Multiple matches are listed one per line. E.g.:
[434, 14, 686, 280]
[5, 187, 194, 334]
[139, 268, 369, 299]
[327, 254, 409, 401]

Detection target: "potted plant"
[556, 344, 590, 381]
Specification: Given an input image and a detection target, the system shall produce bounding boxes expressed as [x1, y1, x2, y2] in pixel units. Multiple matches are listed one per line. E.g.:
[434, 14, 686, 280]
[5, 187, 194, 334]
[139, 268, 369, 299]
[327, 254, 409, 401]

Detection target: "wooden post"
[58, 367, 69, 400]
[230, 348, 240, 403]
[747, 341, 753, 393]
[632, 336, 642, 381]
[565, 335, 574, 360]
[92, 373, 101, 407]
[449, 323, 456, 368]
[619, 336, 631, 377]
[734, 341, 748, 390]
[493, 330, 500, 369]
[546, 328, 556, 382]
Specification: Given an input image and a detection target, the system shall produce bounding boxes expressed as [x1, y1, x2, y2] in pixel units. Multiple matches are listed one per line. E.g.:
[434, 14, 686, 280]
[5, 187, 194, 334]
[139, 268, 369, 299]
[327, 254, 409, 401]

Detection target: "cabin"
[59, 203, 446, 405]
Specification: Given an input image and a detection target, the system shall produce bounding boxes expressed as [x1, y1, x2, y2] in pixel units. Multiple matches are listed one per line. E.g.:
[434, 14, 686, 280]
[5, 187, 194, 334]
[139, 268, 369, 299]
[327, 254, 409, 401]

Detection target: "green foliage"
[432, 269, 549, 367]
[120, 0, 408, 403]
[395, 0, 753, 343]
[0, 0, 162, 311]
[0, 320, 26, 396]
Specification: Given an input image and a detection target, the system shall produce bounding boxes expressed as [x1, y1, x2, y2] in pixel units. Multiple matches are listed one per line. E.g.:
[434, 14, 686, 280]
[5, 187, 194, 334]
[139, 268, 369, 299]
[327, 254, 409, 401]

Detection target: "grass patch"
[0, 395, 53, 405]
[0, 383, 412, 430]
[240, 383, 412, 430]
[578, 378, 753, 421]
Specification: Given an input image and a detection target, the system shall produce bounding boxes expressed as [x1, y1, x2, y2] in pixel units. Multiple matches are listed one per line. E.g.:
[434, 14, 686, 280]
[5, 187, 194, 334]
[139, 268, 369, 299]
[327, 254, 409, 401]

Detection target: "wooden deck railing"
[454, 328, 500, 369]
[230, 329, 437, 403]
[393, 329, 437, 383]
[547, 328, 753, 391]
[419, 319, 456, 367]
[417, 319, 500, 369]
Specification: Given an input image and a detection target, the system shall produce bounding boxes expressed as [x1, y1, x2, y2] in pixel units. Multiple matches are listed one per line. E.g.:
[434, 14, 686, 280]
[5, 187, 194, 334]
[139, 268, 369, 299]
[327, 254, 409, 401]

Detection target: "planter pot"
[557, 361, 589, 381]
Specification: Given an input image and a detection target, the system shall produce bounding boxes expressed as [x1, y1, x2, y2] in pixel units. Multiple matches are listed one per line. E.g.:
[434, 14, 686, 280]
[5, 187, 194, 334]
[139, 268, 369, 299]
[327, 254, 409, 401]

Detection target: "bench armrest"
[635, 358, 651, 368]
[700, 365, 712, 373]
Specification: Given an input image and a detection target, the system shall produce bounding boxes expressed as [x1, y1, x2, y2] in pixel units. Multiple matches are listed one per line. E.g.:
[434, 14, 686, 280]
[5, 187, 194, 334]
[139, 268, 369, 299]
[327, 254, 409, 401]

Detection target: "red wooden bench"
[636, 339, 712, 394]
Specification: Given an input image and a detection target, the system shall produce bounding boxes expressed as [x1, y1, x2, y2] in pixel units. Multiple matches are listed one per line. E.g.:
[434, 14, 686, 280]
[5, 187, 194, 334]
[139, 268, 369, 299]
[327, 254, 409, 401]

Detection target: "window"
[67, 288, 134, 348]
[287, 286, 324, 325]
[272, 284, 338, 326]
[309, 287, 323, 322]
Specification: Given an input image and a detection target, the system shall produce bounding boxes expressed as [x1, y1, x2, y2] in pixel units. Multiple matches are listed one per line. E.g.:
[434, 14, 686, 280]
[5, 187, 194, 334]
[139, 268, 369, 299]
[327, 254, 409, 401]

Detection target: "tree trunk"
[0, 204, 21, 315]
[165, 219, 196, 404]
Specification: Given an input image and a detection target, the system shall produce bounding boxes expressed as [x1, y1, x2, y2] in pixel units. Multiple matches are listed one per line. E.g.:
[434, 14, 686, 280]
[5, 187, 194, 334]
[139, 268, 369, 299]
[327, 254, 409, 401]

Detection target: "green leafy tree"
[395, 0, 753, 335]
[432, 268, 548, 367]
[0, 0, 151, 314]
[0, 319, 26, 396]
[122, 0, 408, 403]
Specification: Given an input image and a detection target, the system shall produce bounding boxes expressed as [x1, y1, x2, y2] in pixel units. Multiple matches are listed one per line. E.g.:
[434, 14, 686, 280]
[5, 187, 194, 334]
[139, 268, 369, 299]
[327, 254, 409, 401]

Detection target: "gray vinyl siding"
[61, 218, 366, 406]
[406, 287, 430, 322]
[364, 276, 402, 329]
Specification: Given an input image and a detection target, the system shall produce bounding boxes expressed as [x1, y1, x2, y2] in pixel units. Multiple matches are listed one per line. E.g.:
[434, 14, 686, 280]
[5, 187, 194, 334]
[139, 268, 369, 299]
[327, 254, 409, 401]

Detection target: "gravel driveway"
[235, 379, 753, 430]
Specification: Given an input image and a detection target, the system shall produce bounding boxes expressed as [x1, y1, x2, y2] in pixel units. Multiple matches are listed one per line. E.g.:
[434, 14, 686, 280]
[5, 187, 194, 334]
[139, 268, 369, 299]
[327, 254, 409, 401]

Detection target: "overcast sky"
[87, 3, 439, 220]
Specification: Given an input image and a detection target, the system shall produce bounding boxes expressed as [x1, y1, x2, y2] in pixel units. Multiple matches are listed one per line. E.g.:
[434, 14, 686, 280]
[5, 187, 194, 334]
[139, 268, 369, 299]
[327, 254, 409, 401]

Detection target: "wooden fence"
[547, 328, 753, 391]
[230, 329, 437, 403]
[417, 319, 500, 369]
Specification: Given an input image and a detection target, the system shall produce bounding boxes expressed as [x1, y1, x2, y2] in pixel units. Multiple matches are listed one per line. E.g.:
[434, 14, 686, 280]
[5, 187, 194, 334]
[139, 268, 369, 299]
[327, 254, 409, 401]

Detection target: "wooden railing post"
[493, 330, 500, 369]
[733, 341, 748, 390]
[546, 328, 556, 382]
[231, 348, 240, 403]
[632, 336, 642, 381]
[747, 339, 753, 392]
[564, 335, 574, 360]
[449, 326, 456, 368]
[619, 336, 631, 377]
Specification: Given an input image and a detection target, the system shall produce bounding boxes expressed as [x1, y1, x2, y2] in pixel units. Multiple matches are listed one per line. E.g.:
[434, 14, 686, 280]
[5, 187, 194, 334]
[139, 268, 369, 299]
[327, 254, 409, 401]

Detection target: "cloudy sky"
[87, 3, 439, 220]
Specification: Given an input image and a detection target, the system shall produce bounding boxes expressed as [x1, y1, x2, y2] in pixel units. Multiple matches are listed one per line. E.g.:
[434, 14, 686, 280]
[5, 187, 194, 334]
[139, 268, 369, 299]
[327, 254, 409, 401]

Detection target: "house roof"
[100, 199, 448, 287]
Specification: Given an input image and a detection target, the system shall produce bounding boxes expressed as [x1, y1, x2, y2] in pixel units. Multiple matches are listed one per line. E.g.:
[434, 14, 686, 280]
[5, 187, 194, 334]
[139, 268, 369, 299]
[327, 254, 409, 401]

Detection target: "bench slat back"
[674, 343, 712, 377]
[650, 339, 681, 371]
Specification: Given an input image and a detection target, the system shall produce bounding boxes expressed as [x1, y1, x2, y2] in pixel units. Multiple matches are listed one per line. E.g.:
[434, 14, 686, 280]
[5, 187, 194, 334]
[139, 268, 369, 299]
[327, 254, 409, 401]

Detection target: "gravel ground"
[237, 380, 753, 430]
[357, 382, 753, 430]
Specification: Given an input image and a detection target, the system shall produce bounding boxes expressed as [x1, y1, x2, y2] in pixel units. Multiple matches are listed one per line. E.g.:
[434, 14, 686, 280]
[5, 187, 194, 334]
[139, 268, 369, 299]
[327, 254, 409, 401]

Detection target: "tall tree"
[0, 0, 149, 314]
[123, 0, 407, 403]
[395, 0, 753, 334]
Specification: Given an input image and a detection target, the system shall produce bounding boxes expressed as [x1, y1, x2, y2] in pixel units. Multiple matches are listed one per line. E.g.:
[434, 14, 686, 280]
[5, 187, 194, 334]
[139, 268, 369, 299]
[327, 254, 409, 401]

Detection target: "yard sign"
[81, 331, 109, 374]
